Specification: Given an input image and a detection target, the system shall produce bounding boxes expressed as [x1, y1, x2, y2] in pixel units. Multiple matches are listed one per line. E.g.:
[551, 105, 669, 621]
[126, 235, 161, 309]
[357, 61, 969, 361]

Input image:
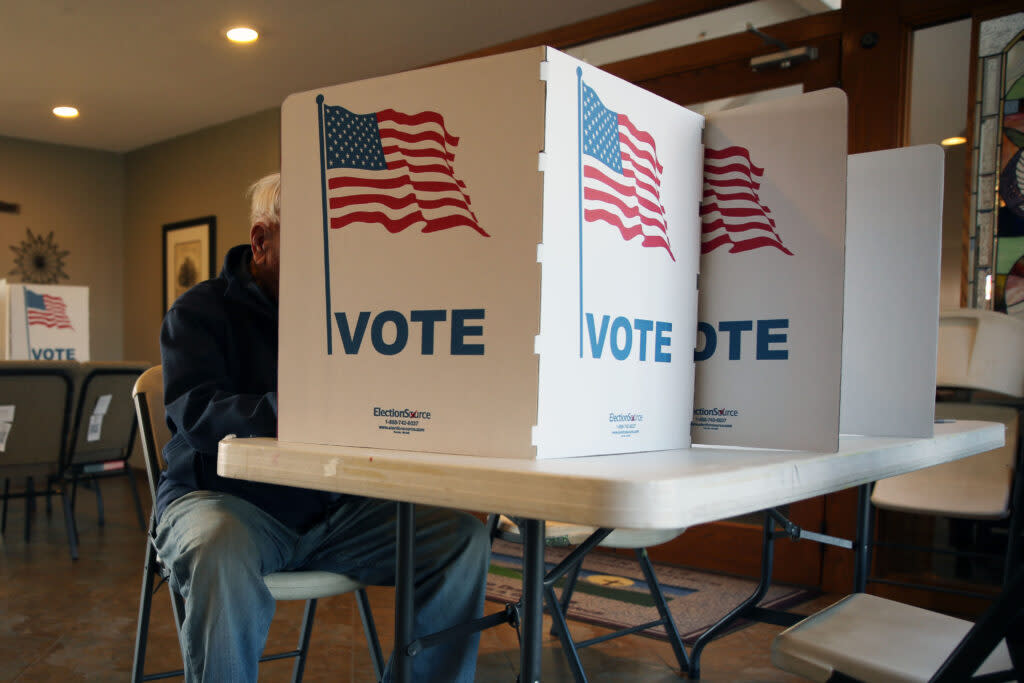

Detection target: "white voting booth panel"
[278, 47, 703, 459]
[691, 89, 848, 453]
[840, 145, 944, 438]
[0, 281, 89, 361]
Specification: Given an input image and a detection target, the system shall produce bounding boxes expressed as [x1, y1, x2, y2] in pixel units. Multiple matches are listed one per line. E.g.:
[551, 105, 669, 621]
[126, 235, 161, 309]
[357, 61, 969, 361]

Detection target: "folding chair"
[0, 360, 78, 558]
[867, 309, 1024, 598]
[868, 403, 1022, 597]
[131, 366, 385, 682]
[771, 566, 1024, 682]
[54, 361, 151, 554]
[488, 514, 689, 682]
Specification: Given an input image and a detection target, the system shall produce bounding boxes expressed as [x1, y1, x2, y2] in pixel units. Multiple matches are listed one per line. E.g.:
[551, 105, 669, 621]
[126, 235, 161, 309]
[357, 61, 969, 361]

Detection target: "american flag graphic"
[321, 104, 487, 237]
[701, 146, 793, 255]
[581, 81, 673, 260]
[24, 289, 73, 329]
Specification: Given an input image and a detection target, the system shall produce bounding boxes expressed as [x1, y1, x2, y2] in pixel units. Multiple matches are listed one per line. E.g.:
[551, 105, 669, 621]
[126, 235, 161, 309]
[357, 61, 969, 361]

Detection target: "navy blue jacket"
[157, 244, 339, 529]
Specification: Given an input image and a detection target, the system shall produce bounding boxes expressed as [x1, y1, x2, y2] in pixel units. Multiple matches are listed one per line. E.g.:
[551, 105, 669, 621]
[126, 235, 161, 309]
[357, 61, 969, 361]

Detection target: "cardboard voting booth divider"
[0, 281, 90, 361]
[840, 145, 944, 438]
[691, 89, 849, 453]
[279, 47, 703, 459]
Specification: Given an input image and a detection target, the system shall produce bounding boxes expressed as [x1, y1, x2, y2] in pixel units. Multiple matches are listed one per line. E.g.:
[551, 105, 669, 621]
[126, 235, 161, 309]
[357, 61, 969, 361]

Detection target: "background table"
[218, 420, 1003, 682]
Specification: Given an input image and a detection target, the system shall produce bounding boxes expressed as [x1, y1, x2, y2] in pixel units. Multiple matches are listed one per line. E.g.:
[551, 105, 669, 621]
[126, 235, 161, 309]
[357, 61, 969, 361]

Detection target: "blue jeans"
[154, 491, 490, 682]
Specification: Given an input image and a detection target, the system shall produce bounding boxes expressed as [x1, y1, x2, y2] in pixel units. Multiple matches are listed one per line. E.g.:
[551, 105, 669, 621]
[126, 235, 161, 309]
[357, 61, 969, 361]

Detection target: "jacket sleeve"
[160, 292, 277, 457]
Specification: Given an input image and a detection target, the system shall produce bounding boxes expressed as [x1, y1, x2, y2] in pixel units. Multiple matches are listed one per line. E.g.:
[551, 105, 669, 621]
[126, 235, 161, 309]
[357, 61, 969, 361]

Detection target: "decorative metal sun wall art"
[9, 228, 71, 284]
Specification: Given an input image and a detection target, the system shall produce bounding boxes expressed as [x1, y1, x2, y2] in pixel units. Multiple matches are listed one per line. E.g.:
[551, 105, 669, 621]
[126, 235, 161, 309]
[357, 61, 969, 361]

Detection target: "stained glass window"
[971, 13, 1024, 313]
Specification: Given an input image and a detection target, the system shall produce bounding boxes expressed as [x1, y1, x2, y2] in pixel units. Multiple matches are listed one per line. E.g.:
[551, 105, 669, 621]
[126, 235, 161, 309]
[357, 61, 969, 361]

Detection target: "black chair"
[488, 514, 690, 682]
[54, 361, 150, 555]
[0, 360, 78, 558]
[131, 365, 385, 682]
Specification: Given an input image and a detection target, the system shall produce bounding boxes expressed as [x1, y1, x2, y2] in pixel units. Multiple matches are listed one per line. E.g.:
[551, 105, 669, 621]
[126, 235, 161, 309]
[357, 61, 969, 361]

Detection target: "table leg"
[854, 483, 872, 593]
[395, 501, 415, 683]
[520, 518, 545, 683]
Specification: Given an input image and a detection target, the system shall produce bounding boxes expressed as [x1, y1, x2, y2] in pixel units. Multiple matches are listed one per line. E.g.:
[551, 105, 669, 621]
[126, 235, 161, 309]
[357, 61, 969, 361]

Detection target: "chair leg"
[636, 547, 690, 674]
[550, 558, 583, 638]
[355, 588, 385, 682]
[60, 485, 79, 560]
[132, 540, 158, 683]
[125, 466, 148, 532]
[94, 478, 105, 527]
[24, 476, 34, 543]
[544, 583, 587, 683]
[290, 598, 318, 683]
[2, 477, 8, 534]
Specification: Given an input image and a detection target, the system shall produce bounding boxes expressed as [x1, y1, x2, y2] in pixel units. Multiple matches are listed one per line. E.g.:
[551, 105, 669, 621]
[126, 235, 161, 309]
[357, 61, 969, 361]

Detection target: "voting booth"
[691, 89, 849, 453]
[690, 99, 946, 451]
[840, 145, 944, 439]
[279, 47, 703, 459]
[0, 281, 90, 361]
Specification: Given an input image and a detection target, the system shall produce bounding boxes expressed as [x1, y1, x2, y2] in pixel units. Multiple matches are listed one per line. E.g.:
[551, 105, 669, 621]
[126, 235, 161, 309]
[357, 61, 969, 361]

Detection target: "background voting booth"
[0, 281, 90, 362]
[278, 46, 948, 459]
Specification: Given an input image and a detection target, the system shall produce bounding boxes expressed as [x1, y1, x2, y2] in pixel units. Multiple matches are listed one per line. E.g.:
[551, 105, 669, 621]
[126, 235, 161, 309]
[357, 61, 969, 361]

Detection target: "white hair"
[247, 172, 280, 227]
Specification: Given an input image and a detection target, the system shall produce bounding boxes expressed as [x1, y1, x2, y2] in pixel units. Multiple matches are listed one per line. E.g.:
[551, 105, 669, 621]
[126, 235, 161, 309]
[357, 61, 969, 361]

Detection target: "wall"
[122, 109, 280, 364]
[0, 136, 125, 360]
[908, 19, 972, 310]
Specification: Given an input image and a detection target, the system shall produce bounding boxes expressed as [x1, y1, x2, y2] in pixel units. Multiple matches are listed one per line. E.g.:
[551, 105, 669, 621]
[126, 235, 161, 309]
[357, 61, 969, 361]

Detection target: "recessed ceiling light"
[941, 136, 967, 147]
[226, 27, 258, 43]
[52, 106, 79, 118]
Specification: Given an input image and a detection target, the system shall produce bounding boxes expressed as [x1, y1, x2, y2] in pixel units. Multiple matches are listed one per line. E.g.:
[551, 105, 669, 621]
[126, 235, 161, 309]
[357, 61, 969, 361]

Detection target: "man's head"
[247, 172, 281, 301]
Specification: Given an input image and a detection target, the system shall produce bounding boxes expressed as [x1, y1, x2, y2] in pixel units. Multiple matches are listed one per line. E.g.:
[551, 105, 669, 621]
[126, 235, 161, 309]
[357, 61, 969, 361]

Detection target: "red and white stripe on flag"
[701, 146, 792, 255]
[583, 115, 674, 260]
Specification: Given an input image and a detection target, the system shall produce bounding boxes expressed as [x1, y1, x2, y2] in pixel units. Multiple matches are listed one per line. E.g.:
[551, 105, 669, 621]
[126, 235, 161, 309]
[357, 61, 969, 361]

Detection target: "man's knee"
[159, 495, 264, 580]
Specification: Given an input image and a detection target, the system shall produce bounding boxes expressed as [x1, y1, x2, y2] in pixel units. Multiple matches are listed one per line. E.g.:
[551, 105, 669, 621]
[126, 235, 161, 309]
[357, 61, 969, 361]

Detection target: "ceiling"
[0, 0, 652, 153]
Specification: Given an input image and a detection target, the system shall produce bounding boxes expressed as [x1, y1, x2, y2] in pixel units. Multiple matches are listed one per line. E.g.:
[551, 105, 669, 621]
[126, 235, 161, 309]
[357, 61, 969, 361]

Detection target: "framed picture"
[163, 216, 216, 311]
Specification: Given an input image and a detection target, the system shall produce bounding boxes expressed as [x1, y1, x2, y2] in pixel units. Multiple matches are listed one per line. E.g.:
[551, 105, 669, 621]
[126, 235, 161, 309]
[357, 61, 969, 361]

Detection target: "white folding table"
[218, 420, 1003, 682]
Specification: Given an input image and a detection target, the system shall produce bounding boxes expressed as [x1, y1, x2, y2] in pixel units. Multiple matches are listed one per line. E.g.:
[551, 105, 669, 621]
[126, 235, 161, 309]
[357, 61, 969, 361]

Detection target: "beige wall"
[123, 109, 280, 364]
[0, 136, 125, 360]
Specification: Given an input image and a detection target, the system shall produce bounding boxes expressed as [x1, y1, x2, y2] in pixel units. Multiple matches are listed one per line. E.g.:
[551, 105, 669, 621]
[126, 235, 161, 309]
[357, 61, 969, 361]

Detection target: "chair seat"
[263, 570, 365, 601]
[871, 403, 1017, 519]
[496, 515, 685, 549]
[771, 593, 1012, 683]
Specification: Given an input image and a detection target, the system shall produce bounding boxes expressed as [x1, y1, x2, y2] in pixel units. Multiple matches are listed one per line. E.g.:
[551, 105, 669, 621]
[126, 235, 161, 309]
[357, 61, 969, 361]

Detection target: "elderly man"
[155, 172, 490, 682]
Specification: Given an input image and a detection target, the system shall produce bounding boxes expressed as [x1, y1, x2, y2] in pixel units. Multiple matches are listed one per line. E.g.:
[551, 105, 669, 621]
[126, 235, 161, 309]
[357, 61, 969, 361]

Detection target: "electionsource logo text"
[693, 408, 739, 417]
[373, 407, 432, 420]
[609, 412, 644, 423]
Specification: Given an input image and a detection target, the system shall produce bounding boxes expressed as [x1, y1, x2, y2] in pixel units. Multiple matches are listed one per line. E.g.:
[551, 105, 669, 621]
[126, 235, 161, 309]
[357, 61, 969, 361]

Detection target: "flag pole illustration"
[576, 69, 674, 357]
[317, 94, 486, 355]
[316, 95, 334, 355]
[576, 67, 585, 358]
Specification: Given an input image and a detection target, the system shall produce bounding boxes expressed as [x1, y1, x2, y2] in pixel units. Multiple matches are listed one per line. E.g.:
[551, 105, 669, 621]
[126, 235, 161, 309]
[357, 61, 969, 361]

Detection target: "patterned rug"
[486, 539, 817, 643]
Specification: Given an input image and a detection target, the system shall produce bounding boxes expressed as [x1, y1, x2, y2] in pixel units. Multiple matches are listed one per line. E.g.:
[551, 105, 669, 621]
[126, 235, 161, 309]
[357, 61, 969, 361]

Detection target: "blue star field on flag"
[581, 83, 623, 174]
[324, 105, 388, 171]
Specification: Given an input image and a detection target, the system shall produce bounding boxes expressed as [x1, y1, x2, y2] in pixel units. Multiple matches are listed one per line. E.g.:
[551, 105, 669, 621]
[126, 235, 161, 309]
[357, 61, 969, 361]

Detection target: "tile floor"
[0, 473, 834, 682]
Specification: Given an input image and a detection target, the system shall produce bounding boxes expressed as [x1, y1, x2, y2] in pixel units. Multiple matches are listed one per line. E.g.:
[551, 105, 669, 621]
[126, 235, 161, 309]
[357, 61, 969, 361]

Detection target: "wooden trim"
[441, 0, 751, 63]
[961, 10, 982, 307]
[629, 35, 840, 106]
[603, 11, 842, 82]
[898, 0, 1022, 28]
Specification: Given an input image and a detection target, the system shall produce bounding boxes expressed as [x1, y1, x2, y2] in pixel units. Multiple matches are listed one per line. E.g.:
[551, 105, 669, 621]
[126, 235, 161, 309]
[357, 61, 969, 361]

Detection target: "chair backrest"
[0, 360, 76, 475]
[65, 361, 151, 472]
[937, 309, 1024, 397]
[132, 365, 168, 506]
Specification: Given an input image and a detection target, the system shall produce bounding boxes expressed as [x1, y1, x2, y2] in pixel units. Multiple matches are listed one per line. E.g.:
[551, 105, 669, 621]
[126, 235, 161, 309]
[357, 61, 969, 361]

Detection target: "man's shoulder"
[167, 276, 229, 318]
